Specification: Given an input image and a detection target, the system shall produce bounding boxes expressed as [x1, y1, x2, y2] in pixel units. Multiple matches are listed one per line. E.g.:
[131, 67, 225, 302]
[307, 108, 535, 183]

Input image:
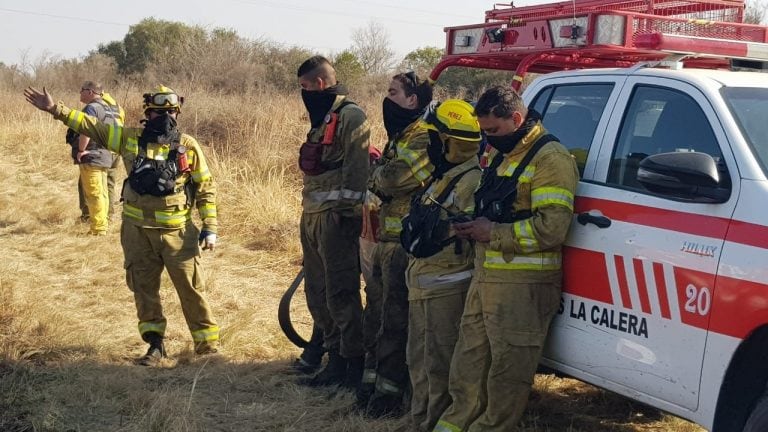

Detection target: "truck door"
[544, 76, 737, 411]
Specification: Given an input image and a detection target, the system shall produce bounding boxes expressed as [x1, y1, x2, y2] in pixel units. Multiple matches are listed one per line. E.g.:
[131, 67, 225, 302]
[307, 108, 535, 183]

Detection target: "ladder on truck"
[429, 0, 768, 90]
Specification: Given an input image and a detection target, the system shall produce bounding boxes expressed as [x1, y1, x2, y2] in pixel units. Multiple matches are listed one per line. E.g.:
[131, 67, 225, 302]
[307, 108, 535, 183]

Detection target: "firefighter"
[433, 86, 578, 431]
[361, 72, 434, 417]
[403, 99, 482, 431]
[295, 56, 369, 388]
[66, 81, 125, 235]
[24, 85, 221, 365]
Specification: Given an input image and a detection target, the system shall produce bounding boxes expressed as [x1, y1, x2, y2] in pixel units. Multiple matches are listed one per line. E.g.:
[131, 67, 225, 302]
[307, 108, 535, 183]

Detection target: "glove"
[199, 230, 217, 251]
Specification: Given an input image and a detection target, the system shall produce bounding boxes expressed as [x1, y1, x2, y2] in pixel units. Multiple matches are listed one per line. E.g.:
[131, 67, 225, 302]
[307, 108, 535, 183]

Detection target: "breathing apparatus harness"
[474, 132, 554, 223]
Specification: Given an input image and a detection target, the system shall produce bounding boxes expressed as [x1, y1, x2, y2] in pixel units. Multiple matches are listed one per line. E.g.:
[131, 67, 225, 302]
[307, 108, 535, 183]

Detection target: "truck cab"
[429, 1, 768, 430]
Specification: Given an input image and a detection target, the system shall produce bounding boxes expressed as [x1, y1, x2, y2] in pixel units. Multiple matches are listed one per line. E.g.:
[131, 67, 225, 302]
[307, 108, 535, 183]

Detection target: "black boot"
[138, 332, 166, 366]
[291, 327, 325, 374]
[342, 355, 365, 391]
[298, 350, 347, 387]
[366, 392, 405, 419]
[355, 368, 376, 409]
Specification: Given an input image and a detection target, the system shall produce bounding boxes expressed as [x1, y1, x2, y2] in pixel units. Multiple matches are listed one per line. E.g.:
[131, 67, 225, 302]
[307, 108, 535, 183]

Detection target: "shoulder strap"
[435, 166, 480, 203]
[505, 133, 556, 184]
[334, 99, 355, 114]
[320, 100, 357, 146]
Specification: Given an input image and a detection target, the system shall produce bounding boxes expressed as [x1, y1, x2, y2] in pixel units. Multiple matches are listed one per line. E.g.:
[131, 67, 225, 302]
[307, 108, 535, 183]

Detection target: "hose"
[277, 268, 310, 348]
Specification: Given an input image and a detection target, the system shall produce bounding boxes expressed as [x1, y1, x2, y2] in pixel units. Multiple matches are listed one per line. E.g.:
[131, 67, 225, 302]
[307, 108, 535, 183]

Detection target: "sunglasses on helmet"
[403, 71, 418, 88]
[143, 92, 183, 107]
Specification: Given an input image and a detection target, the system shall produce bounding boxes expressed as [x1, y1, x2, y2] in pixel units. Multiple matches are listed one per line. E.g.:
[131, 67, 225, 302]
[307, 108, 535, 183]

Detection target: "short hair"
[81, 80, 103, 95]
[392, 71, 433, 110]
[475, 85, 527, 119]
[297, 55, 333, 79]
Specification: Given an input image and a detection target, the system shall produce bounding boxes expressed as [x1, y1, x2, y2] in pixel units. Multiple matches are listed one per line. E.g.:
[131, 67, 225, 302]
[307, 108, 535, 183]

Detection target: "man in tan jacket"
[25, 85, 220, 365]
[434, 86, 578, 431]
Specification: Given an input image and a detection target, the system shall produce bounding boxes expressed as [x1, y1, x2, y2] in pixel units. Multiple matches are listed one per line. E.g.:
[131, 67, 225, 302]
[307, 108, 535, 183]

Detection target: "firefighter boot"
[356, 370, 377, 409]
[138, 332, 166, 366]
[365, 392, 405, 419]
[298, 350, 347, 387]
[343, 355, 365, 391]
[291, 329, 325, 374]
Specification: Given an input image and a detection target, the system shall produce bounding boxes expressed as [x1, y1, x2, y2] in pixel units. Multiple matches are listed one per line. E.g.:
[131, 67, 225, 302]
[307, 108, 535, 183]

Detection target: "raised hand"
[23, 86, 55, 113]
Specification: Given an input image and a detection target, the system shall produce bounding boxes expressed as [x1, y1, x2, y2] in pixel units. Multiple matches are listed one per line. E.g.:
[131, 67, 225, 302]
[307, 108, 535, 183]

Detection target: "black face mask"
[382, 97, 422, 140]
[140, 111, 180, 144]
[301, 84, 348, 128]
[427, 130, 458, 179]
[485, 110, 543, 154]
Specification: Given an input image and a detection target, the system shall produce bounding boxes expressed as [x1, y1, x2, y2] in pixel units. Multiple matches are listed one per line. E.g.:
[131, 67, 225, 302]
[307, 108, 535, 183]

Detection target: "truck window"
[722, 87, 768, 176]
[607, 86, 725, 191]
[532, 84, 614, 177]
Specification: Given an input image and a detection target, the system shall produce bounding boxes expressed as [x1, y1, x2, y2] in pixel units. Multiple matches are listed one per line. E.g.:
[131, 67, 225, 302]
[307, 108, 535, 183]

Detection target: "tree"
[401, 46, 444, 77]
[97, 18, 207, 76]
[350, 21, 396, 75]
[333, 50, 365, 86]
[744, 0, 768, 24]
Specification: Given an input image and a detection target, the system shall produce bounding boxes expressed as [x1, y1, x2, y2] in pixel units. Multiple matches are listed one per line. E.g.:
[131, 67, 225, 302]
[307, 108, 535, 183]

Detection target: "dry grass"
[0, 86, 704, 432]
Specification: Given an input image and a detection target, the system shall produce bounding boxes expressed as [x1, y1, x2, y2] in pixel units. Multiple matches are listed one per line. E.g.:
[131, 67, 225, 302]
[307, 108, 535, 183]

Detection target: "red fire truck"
[428, 1, 768, 430]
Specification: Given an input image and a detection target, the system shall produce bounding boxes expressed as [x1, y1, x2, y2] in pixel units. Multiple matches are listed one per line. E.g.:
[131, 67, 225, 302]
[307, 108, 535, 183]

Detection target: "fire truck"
[427, 1, 768, 430]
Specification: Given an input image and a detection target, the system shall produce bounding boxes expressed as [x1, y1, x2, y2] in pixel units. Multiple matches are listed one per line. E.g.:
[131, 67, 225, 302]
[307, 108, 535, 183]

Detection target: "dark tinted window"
[533, 84, 614, 177]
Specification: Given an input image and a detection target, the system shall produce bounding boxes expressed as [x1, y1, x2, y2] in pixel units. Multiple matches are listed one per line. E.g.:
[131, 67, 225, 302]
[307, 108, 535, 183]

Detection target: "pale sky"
[0, 0, 540, 68]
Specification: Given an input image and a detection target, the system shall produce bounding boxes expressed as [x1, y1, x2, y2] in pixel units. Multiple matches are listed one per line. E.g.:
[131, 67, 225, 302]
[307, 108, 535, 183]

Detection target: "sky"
[0, 0, 540, 68]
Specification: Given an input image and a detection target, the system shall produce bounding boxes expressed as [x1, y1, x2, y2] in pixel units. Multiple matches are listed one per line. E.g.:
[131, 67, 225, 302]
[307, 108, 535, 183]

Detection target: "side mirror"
[637, 152, 730, 203]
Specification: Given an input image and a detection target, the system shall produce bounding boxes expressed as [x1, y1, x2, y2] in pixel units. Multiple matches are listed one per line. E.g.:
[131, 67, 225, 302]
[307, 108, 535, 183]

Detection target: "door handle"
[577, 212, 612, 228]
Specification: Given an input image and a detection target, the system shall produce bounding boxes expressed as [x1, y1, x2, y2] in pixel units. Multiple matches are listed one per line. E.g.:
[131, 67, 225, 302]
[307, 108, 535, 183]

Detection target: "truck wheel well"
[713, 325, 768, 432]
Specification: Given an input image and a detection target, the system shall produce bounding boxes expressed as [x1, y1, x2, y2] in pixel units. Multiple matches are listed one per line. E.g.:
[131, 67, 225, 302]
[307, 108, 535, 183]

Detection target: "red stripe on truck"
[575, 197, 730, 239]
[563, 247, 613, 304]
[709, 275, 768, 339]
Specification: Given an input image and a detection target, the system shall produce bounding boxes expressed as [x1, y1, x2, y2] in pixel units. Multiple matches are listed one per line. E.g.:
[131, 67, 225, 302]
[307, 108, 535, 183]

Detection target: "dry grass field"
[0, 85, 705, 431]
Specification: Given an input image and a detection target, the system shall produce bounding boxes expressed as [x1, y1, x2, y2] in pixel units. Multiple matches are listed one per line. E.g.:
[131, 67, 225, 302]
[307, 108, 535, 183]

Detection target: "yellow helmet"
[142, 85, 184, 113]
[420, 99, 481, 142]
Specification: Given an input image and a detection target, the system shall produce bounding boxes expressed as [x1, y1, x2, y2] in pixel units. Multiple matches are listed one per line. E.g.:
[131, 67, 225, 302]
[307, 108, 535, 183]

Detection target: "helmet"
[420, 99, 481, 142]
[142, 85, 184, 113]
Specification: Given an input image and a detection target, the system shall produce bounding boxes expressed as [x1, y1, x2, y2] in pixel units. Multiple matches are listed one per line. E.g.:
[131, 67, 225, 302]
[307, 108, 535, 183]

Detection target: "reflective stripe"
[514, 219, 539, 253]
[375, 377, 403, 396]
[531, 186, 574, 210]
[362, 369, 377, 384]
[384, 216, 402, 234]
[107, 124, 122, 153]
[199, 203, 217, 219]
[126, 137, 139, 155]
[397, 141, 432, 182]
[155, 208, 191, 226]
[191, 167, 211, 183]
[66, 110, 83, 130]
[484, 250, 562, 270]
[191, 326, 220, 342]
[433, 420, 462, 432]
[124, 204, 191, 226]
[138, 321, 166, 336]
[123, 204, 144, 221]
[308, 188, 364, 203]
[151, 146, 170, 160]
[417, 270, 473, 288]
[499, 160, 536, 181]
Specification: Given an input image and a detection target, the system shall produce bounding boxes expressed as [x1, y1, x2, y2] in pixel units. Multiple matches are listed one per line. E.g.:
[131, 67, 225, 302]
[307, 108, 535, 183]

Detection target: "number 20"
[685, 284, 711, 316]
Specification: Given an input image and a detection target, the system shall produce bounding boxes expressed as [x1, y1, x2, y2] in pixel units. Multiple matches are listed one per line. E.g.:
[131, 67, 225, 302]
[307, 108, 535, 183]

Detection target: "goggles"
[143, 92, 183, 107]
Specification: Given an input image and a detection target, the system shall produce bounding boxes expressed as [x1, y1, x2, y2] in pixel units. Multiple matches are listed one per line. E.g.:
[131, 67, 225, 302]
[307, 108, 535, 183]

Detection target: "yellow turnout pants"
[121, 221, 220, 353]
[79, 164, 109, 234]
